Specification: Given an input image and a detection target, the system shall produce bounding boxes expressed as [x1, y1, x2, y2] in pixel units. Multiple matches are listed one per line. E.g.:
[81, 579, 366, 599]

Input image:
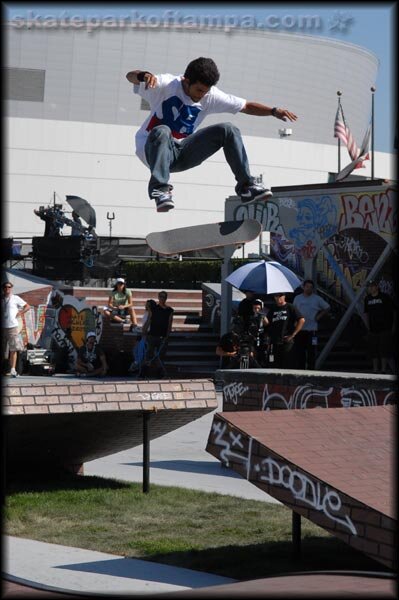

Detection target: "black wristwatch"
[271, 107, 278, 117]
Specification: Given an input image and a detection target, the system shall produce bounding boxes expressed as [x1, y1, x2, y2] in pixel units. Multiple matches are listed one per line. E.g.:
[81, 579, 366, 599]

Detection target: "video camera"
[237, 332, 256, 369]
[220, 328, 256, 370]
[37, 204, 63, 215]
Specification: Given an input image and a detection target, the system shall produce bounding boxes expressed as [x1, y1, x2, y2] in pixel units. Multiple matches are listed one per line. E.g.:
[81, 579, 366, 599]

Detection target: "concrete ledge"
[4, 378, 216, 475]
[206, 405, 396, 570]
[217, 369, 397, 411]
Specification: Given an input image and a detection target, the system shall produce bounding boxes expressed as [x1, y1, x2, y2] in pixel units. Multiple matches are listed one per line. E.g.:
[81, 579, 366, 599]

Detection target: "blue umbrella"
[225, 260, 301, 295]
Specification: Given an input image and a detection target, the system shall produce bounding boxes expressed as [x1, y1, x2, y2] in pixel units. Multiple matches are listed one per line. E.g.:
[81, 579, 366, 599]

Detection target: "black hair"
[303, 279, 315, 287]
[159, 291, 168, 299]
[184, 57, 220, 87]
[220, 332, 240, 353]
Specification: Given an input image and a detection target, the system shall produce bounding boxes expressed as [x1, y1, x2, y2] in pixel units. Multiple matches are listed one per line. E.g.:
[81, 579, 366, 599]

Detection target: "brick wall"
[19, 286, 72, 307]
[4, 378, 216, 476]
[206, 406, 396, 570]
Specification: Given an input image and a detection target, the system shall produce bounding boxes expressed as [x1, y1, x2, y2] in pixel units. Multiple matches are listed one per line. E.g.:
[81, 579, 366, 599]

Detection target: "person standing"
[129, 299, 157, 373]
[293, 280, 330, 369]
[126, 57, 296, 212]
[142, 291, 174, 378]
[33, 206, 64, 237]
[363, 280, 396, 374]
[70, 210, 84, 236]
[2, 281, 31, 377]
[237, 290, 256, 329]
[264, 293, 305, 369]
[247, 299, 269, 366]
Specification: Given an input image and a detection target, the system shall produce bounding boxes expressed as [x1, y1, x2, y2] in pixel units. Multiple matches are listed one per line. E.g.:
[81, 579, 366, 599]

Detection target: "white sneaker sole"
[241, 190, 273, 205]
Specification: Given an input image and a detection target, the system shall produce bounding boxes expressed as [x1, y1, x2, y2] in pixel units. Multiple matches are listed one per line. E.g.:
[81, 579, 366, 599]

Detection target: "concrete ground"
[84, 391, 280, 503]
[4, 536, 235, 596]
[4, 390, 279, 596]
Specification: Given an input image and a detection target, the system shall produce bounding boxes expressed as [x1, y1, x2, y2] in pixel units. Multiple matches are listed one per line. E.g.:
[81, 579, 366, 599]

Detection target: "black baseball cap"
[252, 299, 263, 307]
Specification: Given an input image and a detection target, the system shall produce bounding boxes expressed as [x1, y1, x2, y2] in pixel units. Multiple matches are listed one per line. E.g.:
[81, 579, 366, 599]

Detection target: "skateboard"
[146, 219, 262, 256]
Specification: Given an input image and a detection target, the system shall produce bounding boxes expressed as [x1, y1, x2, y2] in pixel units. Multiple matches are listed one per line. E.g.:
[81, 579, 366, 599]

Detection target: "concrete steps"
[71, 286, 372, 376]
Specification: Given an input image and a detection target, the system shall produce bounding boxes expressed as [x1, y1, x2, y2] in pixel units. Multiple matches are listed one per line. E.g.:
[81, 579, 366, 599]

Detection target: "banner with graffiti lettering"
[227, 185, 397, 302]
[19, 290, 52, 346]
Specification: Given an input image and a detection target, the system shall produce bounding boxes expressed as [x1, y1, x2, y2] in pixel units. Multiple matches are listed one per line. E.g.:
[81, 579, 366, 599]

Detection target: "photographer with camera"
[216, 327, 260, 370]
[34, 205, 64, 238]
[229, 298, 268, 367]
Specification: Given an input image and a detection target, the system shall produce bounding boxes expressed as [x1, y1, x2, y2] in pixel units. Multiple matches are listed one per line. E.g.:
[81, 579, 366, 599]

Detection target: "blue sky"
[4, 2, 396, 152]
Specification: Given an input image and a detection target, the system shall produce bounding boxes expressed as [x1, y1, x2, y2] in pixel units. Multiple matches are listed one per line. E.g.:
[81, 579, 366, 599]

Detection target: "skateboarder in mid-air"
[126, 57, 297, 213]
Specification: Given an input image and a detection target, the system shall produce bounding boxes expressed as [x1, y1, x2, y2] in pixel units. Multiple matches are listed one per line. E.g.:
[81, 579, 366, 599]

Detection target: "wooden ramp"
[206, 405, 396, 571]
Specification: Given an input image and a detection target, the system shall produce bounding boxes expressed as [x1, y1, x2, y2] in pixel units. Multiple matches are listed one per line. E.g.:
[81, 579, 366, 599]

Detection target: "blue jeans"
[144, 122, 254, 198]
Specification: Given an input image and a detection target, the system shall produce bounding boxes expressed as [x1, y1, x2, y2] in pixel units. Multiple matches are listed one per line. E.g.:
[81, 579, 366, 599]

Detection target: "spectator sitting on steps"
[103, 278, 138, 329]
[76, 331, 108, 377]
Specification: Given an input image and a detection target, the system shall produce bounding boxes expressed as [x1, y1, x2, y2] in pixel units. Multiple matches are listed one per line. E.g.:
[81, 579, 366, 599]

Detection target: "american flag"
[334, 104, 369, 169]
[336, 124, 371, 181]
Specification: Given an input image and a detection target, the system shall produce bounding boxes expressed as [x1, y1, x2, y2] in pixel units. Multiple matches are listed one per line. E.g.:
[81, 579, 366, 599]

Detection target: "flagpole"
[370, 86, 376, 180]
[337, 91, 342, 173]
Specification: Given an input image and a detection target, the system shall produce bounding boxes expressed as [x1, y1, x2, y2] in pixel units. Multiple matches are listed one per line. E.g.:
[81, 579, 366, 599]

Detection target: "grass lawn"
[4, 473, 383, 581]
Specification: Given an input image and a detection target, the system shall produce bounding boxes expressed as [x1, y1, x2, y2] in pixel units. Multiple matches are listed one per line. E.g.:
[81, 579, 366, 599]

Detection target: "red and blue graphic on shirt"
[146, 96, 202, 139]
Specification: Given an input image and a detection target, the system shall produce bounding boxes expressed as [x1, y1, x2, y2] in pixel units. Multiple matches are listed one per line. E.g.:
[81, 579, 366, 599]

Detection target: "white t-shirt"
[293, 293, 330, 331]
[2, 294, 26, 329]
[133, 74, 246, 166]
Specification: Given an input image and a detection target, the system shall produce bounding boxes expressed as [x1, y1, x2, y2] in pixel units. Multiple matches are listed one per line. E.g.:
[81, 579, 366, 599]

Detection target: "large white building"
[5, 24, 395, 239]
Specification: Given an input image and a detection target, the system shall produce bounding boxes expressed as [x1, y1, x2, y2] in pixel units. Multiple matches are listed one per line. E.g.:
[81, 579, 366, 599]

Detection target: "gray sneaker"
[151, 188, 175, 213]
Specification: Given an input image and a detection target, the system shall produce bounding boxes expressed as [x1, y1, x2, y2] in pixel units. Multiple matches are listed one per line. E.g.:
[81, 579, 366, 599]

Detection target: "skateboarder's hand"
[143, 72, 157, 89]
[273, 108, 297, 122]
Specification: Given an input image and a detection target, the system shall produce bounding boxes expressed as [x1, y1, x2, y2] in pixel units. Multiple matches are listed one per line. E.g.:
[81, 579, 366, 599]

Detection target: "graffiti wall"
[218, 370, 397, 412]
[19, 290, 102, 370]
[208, 416, 357, 536]
[227, 185, 397, 302]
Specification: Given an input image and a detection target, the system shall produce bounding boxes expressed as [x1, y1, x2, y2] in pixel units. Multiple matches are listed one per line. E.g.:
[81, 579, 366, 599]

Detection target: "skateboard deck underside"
[146, 219, 261, 255]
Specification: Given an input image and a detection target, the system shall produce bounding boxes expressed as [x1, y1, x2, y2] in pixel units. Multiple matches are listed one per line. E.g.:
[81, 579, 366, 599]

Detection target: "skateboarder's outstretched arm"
[241, 102, 297, 122]
[126, 70, 157, 89]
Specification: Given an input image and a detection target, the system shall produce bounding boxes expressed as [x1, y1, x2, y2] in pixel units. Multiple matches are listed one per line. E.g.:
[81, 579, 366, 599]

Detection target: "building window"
[140, 98, 150, 111]
[5, 67, 45, 102]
